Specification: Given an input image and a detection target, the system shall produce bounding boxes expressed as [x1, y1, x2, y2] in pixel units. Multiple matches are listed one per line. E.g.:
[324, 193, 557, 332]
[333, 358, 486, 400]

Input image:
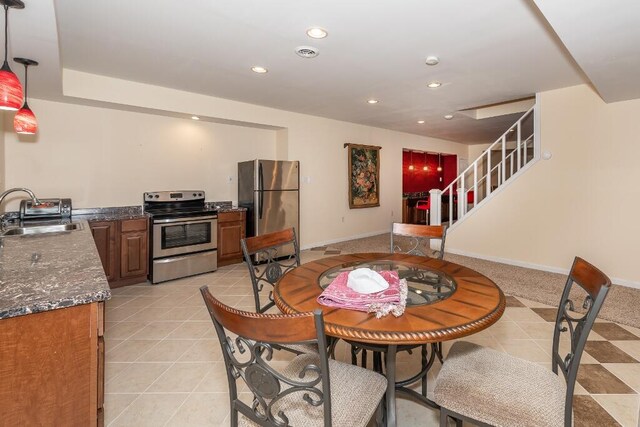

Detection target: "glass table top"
[318, 260, 456, 307]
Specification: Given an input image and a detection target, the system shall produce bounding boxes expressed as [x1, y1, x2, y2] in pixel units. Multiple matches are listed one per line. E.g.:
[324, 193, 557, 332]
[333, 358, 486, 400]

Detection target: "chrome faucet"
[0, 188, 42, 229]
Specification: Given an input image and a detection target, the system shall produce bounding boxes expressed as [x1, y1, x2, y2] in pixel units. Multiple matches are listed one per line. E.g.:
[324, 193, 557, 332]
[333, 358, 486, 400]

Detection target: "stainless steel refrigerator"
[238, 160, 299, 257]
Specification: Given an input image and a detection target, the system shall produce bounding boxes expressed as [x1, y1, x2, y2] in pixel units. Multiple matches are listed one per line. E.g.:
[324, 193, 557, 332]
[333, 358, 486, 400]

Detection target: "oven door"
[153, 215, 217, 258]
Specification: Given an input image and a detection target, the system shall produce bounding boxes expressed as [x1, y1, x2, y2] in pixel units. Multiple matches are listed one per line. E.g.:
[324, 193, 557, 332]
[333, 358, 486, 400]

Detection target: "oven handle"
[153, 215, 218, 224]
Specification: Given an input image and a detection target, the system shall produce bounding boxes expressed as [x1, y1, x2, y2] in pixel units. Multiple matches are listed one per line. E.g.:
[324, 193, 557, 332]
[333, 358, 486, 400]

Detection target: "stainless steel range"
[144, 191, 217, 284]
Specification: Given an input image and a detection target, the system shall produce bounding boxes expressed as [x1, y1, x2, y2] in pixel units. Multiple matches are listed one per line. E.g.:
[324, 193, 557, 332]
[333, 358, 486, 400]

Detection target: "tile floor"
[104, 250, 640, 426]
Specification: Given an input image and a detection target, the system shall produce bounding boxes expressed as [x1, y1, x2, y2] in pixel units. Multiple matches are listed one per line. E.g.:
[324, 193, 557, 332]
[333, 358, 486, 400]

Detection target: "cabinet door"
[89, 221, 118, 281]
[120, 231, 148, 278]
[218, 221, 244, 260]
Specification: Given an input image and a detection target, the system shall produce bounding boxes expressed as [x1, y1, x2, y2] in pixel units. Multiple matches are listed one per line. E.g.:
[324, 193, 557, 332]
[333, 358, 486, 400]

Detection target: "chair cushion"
[433, 341, 567, 427]
[239, 354, 387, 427]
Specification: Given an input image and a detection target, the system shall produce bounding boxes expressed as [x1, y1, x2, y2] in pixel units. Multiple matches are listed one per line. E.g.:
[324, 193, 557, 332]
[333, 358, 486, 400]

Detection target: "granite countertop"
[72, 206, 149, 222]
[0, 220, 111, 320]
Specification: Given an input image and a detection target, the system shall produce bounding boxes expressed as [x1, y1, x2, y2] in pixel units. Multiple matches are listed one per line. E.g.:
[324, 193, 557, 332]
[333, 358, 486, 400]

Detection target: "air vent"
[295, 46, 319, 58]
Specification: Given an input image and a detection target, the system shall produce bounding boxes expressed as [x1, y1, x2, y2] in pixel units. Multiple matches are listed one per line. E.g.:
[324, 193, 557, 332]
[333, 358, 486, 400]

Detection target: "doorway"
[402, 149, 458, 224]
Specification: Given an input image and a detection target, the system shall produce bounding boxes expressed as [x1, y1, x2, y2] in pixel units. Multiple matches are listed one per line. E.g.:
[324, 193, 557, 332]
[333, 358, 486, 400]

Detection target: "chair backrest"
[200, 286, 332, 426]
[241, 227, 301, 313]
[551, 257, 611, 426]
[390, 222, 447, 259]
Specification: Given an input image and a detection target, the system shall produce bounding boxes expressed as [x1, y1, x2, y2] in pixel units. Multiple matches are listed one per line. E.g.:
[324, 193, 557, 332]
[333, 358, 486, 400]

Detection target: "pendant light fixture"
[437, 153, 443, 172]
[408, 150, 414, 170]
[423, 151, 428, 171]
[13, 57, 37, 134]
[0, 0, 24, 111]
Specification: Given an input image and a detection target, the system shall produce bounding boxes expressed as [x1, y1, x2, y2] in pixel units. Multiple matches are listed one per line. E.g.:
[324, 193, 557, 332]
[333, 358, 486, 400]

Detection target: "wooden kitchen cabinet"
[217, 210, 246, 266]
[90, 218, 149, 287]
[0, 302, 105, 426]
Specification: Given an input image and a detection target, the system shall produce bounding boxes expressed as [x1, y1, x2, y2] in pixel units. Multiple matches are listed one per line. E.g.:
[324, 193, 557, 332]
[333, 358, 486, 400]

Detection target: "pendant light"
[0, 0, 24, 111]
[13, 57, 37, 134]
[423, 151, 428, 171]
[437, 153, 443, 172]
[408, 150, 414, 170]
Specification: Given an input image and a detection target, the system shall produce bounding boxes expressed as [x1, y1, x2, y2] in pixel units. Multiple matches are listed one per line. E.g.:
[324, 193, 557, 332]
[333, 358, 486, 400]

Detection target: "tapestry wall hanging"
[345, 143, 381, 209]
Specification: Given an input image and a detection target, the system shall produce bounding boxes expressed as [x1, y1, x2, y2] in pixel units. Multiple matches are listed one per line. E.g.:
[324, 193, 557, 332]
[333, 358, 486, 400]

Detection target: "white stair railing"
[430, 106, 537, 229]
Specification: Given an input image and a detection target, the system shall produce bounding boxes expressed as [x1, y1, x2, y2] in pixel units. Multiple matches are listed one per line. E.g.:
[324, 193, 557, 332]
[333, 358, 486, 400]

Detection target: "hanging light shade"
[0, 0, 24, 111]
[408, 150, 414, 170]
[423, 151, 428, 171]
[13, 57, 37, 134]
[437, 153, 443, 172]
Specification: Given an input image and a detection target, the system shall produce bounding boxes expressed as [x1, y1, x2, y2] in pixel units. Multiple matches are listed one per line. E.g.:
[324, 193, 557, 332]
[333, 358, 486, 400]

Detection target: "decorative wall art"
[345, 143, 381, 209]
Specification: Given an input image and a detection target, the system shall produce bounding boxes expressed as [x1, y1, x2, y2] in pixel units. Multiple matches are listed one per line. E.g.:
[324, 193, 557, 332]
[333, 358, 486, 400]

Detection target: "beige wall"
[448, 84, 640, 285]
[3, 98, 277, 210]
[3, 85, 469, 248]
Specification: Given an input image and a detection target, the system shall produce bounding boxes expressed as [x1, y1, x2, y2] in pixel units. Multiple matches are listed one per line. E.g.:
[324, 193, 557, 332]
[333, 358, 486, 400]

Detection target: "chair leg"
[351, 345, 358, 365]
[361, 348, 368, 368]
[439, 407, 448, 427]
[421, 344, 428, 397]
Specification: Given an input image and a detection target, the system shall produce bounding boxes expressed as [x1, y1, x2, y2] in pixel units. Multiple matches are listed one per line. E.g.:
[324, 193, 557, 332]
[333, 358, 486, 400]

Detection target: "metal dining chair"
[434, 257, 612, 427]
[241, 227, 301, 314]
[390, 222, 447, 260]
[200, 286, 387, 427]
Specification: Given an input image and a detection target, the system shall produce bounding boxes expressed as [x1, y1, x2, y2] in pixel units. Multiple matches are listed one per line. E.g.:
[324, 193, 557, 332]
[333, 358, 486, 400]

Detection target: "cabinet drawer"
[218, 211, 244, 222]
[120, 218, 148, 232]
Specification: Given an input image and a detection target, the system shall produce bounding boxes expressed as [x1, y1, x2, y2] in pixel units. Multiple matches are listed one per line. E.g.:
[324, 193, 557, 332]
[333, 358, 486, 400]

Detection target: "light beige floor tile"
[125, 307, 178, 322]
[499, 339, 550, 363]
[104, 321, 150, 340]
[164, 307, 202, 321]
[105, 305, 144, 322]
[189, 308, 213, 321]
[166, 321, 210, 339]
[603, 363, 640, 393]
[592, 394, 640, 427]
[178, 339, 223, 362]
[517, 297, 554, 308]
[397, 397, 440, 426]
[107, 340, 161, 362]
[517, 321, 555, 340]
[104, 393, 139, 425]
[611, 340, 640, 361]
[486, 321, 532, 341]
[119, 296, 164, 309]
[504, 307, 550, 322]
[165, 392, 229, 426]
[193, 362, 231, 393]
[621, 324, 640, 337]
[147, 362, 213, 393]
[109, 393, 188, 427]
[106, 362, 172, 393]
[105, 362, 132, 383]
[535, 339, 598, 364]
[137, 340, 196, 362]
[128, 321, 183, 340]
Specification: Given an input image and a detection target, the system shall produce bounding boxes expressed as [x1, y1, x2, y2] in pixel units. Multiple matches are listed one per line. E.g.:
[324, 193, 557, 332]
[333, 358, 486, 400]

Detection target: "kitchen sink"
[1, 222, 84, 236]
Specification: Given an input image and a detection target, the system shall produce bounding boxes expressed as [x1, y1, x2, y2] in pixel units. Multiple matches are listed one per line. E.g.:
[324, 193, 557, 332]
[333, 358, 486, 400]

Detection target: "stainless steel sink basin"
[1, 222, 84, 236]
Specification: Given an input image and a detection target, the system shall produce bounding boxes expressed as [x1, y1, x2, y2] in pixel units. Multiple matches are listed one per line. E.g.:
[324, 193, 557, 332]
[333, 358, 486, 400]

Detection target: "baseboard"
[301, 229, 388, 251]
[446, 247, 640, 290]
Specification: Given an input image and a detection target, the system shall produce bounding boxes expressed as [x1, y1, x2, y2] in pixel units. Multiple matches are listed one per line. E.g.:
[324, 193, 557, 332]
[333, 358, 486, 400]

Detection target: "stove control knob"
[147, 194, 153, 199]
[154, 194, 159, 199]
[193, 193, 196, 197]
[198, 193, 203, 197]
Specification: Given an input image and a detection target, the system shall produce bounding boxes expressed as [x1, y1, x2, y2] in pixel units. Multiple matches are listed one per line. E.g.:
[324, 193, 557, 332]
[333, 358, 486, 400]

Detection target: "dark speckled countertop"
[0, 220, 111, 320]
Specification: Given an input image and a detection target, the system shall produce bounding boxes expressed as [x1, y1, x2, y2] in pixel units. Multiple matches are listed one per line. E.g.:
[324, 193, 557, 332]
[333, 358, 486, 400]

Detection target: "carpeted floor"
[325, 233, 640, 329]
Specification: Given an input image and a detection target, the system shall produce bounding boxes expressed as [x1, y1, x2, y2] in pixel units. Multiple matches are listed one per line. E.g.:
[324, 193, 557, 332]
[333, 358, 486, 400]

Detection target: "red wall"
[402, 152, 457, 193]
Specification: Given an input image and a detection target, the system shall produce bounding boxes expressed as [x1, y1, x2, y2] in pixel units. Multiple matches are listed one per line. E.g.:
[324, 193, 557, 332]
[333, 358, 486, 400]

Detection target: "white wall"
[3, 99, 277, 209]
[3, 86, 469, 249]
[448, 84, 640, 285]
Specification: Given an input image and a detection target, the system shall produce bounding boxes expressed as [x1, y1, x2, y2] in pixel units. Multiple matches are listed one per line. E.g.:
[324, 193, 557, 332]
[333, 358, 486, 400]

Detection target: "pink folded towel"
[318, 270, 407, 318]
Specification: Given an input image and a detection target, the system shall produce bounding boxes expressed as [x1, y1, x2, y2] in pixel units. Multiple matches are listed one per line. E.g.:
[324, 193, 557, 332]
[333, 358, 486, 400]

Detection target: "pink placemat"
[317, 270, 407, 318]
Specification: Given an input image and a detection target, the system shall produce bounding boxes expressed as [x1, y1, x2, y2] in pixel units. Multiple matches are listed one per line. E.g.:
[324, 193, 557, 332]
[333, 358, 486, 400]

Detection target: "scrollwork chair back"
[241, 228, 301, 313]
[390, 223, 447, 259]
[552, 256, 611, 426]
[200, 286, 331, 427]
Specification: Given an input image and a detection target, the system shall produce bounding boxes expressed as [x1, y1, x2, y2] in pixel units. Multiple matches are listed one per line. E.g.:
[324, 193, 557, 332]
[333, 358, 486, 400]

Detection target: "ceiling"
[8, 1, 640, 144]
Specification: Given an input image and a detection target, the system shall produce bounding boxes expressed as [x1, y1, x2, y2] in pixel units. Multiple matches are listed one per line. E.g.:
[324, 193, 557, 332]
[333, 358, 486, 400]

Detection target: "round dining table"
[274, 252, 505, 427]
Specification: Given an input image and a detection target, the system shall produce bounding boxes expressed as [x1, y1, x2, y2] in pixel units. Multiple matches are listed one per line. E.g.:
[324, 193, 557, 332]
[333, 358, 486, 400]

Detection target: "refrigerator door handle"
[258, 162, 264, 219]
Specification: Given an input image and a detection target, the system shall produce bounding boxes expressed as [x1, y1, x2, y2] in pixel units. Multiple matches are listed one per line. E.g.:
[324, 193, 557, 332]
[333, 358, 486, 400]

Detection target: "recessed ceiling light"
[191, 116, 200, 120]
[251, 66, 268, 74]
[427, 81, 442, 88]
[367, 99, 379, 104]
[425, 56, 439, 66]
[417, 120, 425, 124]
[306, 27, 328, 39]
[444, 114, 453, 120]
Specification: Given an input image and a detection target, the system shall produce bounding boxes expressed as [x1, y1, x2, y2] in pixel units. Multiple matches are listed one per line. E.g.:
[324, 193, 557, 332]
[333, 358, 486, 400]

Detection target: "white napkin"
[347, 268, 390, 294]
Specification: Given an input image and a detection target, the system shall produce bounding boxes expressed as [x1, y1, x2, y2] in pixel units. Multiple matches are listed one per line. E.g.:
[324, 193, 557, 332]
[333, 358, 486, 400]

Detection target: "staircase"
[430, 105, 538, 230]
